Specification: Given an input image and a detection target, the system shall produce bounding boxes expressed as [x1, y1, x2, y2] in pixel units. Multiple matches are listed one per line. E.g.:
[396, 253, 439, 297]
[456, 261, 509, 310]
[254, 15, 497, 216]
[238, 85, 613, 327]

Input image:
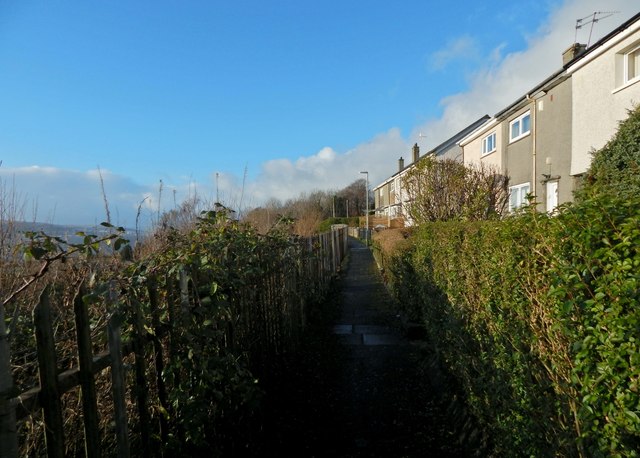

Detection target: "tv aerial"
[575, 11, 619, 47]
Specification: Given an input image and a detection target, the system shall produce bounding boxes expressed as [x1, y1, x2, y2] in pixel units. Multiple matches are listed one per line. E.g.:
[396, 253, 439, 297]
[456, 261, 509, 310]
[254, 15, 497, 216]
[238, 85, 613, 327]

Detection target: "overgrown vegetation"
[244, 179, 370, 235]
[380, 106, 640, 456]
[576, 103, 640, 201]
[402, 157, 509, 223]
[2, 204, 342, 455]
[317, 216, 360, 233]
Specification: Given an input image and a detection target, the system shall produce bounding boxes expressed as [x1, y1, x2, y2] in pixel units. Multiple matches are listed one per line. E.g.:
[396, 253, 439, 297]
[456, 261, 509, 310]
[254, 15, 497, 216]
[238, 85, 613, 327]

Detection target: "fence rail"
[0, 226, 348, 457]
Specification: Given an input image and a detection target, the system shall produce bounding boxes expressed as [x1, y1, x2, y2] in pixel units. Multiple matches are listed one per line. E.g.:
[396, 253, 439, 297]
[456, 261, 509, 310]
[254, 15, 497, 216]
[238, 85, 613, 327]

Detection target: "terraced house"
[374, 11, 640, 224]
[461, 67, 573, 213]
[373, 116, 490, 226]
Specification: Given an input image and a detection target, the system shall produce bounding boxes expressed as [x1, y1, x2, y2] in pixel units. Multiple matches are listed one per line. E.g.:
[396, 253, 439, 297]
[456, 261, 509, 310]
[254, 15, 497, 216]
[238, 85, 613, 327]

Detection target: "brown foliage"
[372, 227, 414, 258]
[402, 157, 509, 223]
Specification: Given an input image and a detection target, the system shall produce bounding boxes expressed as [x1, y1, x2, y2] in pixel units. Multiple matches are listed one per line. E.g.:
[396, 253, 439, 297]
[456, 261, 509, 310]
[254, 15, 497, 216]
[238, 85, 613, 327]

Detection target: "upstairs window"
[509, 111, 531, 143]
[625, 45, 640, 83]
[482, 132, 496, 156]
[509, 182, 530, 212]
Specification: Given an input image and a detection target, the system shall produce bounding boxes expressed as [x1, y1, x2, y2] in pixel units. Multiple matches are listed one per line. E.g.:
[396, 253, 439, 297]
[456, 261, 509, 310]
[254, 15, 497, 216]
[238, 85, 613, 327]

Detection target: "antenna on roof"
[575, 11, 619, 47]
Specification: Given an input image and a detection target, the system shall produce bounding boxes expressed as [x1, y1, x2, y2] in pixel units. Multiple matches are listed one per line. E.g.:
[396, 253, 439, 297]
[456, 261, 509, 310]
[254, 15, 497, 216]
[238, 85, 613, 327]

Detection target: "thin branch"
[97, 166, 112, 225]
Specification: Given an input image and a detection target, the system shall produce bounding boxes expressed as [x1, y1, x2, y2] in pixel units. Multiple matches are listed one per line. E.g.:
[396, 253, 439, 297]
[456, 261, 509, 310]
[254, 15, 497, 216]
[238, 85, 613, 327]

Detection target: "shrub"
[576, 104, 640, 200]
[402, 157, 509, 224]
[382, 105, 640, 456]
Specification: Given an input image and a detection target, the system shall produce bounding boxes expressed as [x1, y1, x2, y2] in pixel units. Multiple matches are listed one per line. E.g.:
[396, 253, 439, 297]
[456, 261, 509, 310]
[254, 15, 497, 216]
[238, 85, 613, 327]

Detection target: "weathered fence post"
[0, 299, 18, 458]
[34, 286, 65, 458]
[147, 277, 169, 446]
[107, 283, 130, 458]
[179, 268, 190, 313]
[131, 299, 151, 458]
[73, 286, 101, 458]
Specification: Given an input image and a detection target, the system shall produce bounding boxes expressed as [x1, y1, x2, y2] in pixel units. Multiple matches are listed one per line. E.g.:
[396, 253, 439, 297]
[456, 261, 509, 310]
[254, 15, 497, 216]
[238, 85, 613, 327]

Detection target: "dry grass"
[372, 227, 415, 258]
[3, 252, 132, 456]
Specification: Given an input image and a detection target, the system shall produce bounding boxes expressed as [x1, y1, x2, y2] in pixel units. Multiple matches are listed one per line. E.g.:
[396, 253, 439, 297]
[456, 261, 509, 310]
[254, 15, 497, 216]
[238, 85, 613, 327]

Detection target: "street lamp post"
[360, 171, 369, 244]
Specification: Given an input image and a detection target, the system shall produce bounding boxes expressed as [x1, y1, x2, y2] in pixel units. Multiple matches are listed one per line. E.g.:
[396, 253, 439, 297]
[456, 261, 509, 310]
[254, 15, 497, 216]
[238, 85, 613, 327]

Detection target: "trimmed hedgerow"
[386, 107, 640, 456]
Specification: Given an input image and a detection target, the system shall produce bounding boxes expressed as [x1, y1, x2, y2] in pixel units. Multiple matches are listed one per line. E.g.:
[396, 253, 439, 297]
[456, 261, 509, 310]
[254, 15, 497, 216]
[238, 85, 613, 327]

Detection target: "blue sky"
[0, 0, 637, 227]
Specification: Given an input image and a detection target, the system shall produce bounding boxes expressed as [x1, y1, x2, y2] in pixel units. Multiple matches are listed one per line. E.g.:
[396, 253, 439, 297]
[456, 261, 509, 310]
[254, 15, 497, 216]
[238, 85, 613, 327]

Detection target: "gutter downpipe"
[526, 94, 537, 204]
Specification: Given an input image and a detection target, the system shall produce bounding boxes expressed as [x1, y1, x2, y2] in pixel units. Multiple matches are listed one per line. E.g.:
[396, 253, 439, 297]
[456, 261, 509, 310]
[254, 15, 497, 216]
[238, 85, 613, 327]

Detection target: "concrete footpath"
[261, 237, 470, 457]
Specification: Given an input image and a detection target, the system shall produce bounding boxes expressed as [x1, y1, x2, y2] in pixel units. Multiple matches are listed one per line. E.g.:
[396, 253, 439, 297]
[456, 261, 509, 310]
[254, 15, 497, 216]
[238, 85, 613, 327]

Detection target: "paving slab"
[332, 324, 354, 335]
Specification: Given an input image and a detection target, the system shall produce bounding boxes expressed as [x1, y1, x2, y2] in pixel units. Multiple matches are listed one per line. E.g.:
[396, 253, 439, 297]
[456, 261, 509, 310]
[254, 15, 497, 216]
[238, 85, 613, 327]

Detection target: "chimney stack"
[398, 156, 404, 172]
[412, 143, 420, 163]
[562, 43, 587, 66]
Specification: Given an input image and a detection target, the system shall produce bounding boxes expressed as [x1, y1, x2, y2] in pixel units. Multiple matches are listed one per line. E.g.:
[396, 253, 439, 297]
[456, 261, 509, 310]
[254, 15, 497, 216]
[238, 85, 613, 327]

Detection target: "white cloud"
[0, 166, 212, 228]
[244, 1, 639, 209]
[3, 1, 637, 225]
[429, 35, 479, 71]
[245, 128, 408, 205]
[410, 0, 638, 153]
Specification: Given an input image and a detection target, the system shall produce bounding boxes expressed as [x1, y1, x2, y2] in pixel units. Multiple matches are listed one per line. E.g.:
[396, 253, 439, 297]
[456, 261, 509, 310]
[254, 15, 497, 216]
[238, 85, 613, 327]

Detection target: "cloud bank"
[3, 0, 637, 226]
[0, 165, 205, 228]
[244, 0, 637, 207]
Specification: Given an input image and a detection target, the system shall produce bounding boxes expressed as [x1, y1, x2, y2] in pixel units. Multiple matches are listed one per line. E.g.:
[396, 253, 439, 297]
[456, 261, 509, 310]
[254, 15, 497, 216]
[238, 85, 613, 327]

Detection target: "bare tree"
[337, 178, 367, 217]
[243, 179, 372, 235]
[402, 157, 509, 224]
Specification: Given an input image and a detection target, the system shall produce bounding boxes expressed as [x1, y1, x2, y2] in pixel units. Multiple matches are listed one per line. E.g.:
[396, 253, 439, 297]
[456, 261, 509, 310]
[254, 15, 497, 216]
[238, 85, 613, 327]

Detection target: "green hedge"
[317, 216, 360, 233]
[387, 196, 640, 456]
[385, 105, 640, 457]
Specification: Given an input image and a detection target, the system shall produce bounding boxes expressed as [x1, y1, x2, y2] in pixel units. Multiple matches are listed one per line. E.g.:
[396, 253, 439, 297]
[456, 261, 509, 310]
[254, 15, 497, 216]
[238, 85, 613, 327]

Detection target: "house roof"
[492, 69, 568, 121]
[373, 115, 491, 190]
[373, 13, 640, 192]
[564, 11, 640, 69]
[426, 115, 491, 157]
[494, 12, 640, 121]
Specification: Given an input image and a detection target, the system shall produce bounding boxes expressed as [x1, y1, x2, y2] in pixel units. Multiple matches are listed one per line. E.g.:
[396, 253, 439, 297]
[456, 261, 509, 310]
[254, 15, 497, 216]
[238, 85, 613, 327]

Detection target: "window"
[482, 132, 496, 156]
[390, 180, 395, 193]
[509, 182, 530, 211]
[509, 111, 531, 142]
[625, 45, 640, 83]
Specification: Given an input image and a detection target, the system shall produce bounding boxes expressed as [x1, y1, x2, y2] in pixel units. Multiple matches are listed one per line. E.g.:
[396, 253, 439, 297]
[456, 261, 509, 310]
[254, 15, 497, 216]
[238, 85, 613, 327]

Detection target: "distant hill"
[10, 221, 136, 246]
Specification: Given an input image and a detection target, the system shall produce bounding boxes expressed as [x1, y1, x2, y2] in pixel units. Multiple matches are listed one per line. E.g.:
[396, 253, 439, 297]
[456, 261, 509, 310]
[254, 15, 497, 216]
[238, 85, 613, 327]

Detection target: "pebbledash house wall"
[461, 119, 503, 171]
[567, 16, 640, 176]
[373, 12, 640, 222]
[534, 75, 573, 210]
[502, 105, 534, 194]
[462, 72, 573, 214]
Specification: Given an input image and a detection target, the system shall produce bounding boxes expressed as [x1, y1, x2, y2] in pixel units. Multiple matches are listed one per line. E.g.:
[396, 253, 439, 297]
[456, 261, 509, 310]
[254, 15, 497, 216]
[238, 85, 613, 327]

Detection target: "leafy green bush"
[388, 199, 640, 456]
[402, 156, 509, 223]
[549, 196, 640, 456]
[387, 213, 573, 456]
[132, 212, 319, 453]
[384, 106, 640, 456]
[317, 216, 359, 233]
[577, 104, 640, 200]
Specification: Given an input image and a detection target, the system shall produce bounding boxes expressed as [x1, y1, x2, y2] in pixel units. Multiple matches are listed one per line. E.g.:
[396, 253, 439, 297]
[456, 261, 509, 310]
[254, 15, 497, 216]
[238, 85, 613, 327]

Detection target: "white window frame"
[509, 111, 531, 143]
[481, 132, 496, 156]
[390, 180, 395, 193]
[509, 182, 530, 212]
[624, 44, 640, 84]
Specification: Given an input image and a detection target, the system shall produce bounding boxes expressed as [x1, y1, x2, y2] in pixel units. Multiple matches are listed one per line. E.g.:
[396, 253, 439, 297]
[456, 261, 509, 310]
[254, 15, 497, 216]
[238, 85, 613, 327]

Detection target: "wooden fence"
[0, 226, 348, 457]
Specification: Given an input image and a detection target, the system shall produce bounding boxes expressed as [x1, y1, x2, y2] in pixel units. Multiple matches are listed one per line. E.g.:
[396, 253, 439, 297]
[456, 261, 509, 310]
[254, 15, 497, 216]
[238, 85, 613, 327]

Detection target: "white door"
[546, 181, 558, 213]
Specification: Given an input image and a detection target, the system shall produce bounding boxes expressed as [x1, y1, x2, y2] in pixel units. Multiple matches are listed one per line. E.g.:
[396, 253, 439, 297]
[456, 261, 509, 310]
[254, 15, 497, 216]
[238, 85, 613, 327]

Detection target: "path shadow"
[259, 237, 476, 457]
